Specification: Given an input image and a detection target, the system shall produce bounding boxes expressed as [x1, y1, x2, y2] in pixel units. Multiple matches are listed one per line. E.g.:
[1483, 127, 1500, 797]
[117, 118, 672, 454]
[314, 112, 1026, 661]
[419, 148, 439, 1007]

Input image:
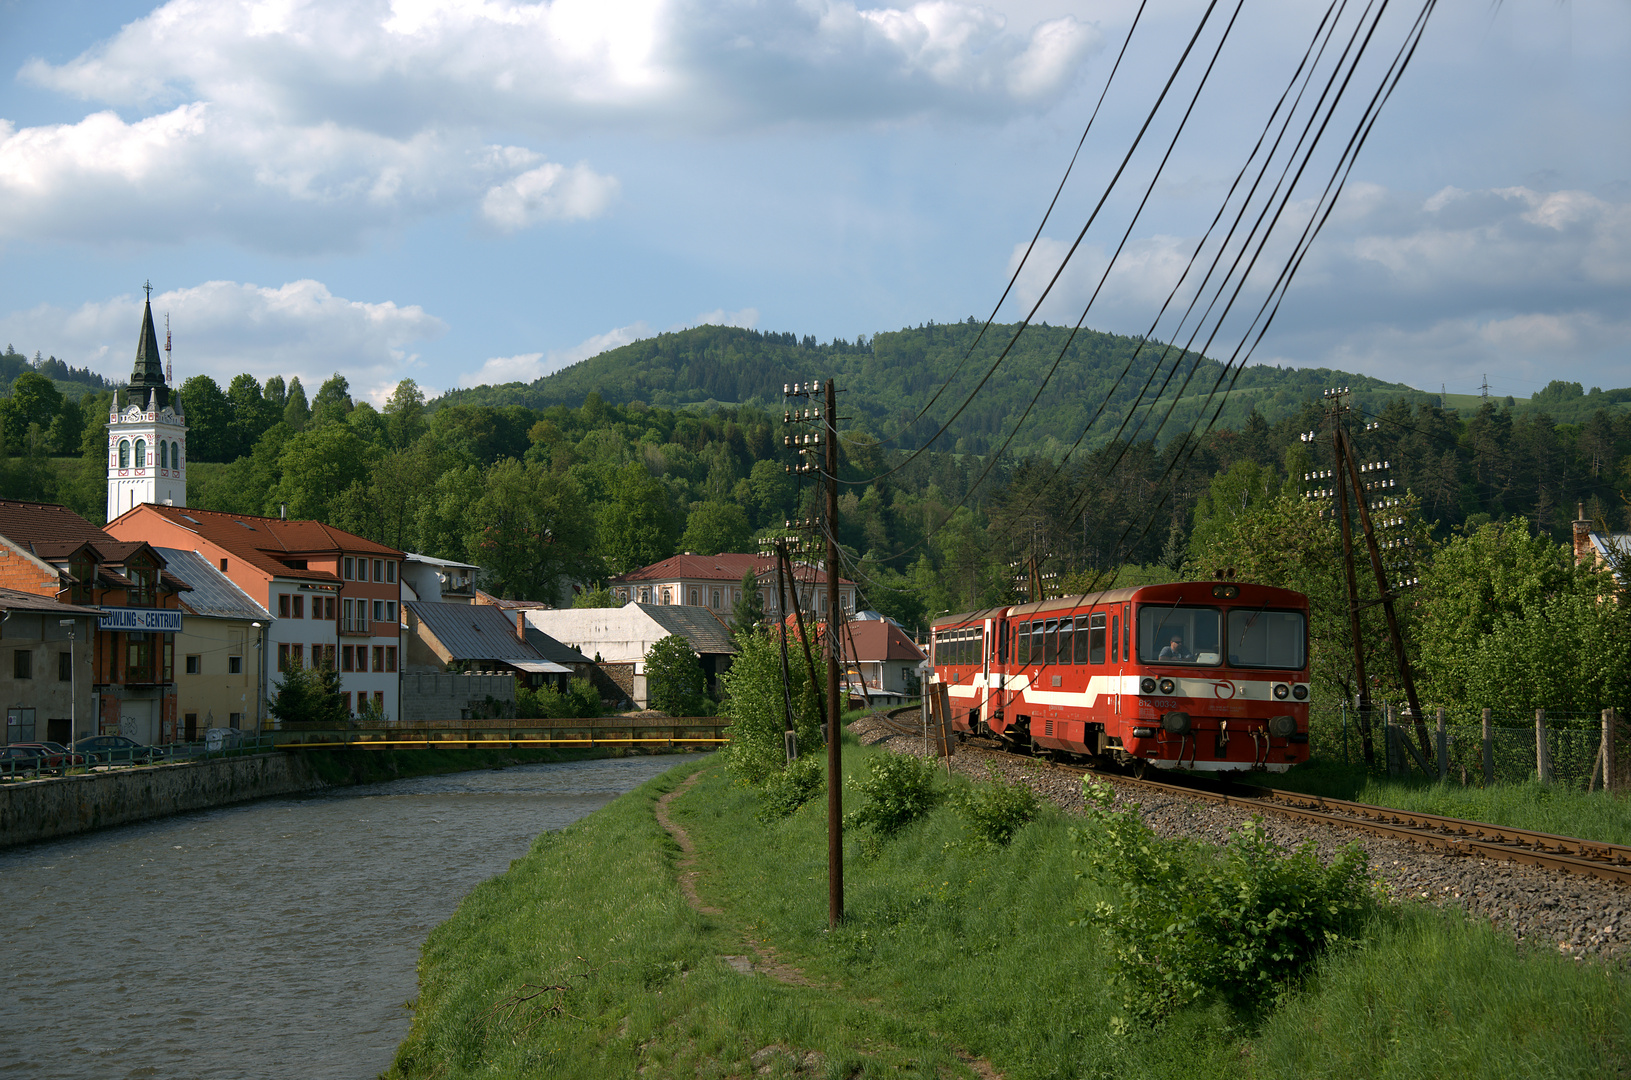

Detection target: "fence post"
[1384, 702, 1398, 777]
[1436, 707, 1447, 781]
[1535, 708, 1551, 784]
[1606, 708, 1618, 794]
[1482, 708, 1494, 786]
[1341, 701, 1349, 766]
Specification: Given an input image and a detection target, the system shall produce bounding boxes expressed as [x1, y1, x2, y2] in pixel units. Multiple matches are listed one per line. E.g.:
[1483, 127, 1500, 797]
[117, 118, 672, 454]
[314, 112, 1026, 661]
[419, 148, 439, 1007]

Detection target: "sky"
[0, 0, 1625, 409]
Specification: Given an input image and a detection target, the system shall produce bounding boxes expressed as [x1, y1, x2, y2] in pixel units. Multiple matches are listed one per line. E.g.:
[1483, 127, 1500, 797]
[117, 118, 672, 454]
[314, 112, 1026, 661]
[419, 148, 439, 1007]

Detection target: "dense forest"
[0, 324, 1626, 650]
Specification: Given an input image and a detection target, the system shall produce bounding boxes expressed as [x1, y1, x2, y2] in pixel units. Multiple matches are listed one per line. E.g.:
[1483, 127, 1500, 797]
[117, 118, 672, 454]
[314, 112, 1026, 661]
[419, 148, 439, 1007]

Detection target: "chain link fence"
[1307, 702, 1627, 791]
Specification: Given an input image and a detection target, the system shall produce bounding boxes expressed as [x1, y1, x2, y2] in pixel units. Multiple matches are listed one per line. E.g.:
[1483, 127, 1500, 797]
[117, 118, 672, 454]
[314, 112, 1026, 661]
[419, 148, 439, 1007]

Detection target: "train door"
[979, 619, 992, 729]
[1110, 608, 1121, 722]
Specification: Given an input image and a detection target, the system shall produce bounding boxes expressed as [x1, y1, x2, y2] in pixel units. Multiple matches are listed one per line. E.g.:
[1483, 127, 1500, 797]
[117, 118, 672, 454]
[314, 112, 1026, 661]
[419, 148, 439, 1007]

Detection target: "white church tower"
[107, 285, 187, 522]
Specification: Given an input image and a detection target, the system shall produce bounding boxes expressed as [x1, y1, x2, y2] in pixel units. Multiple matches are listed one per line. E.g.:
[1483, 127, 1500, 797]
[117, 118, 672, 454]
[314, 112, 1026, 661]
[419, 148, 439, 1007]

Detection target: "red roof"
[842, 620, 927, 663]
[611, 552, 852, 586]
[0, 500, 118, 549]
[108, 504, 402, 583]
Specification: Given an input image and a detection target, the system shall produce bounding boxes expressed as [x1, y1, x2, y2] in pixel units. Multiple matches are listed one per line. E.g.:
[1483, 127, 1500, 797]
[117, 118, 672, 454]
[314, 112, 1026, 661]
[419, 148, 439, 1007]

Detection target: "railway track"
[867, 706, 1631, 889]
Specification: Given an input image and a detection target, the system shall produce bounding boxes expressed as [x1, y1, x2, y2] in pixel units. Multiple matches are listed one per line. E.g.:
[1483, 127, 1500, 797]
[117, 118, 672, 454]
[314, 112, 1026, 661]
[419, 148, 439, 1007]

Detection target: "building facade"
[106, 506, 405, 722]
[0, 587, 102, 747]
[157, 548, 271, 737]
[608, 552, 855, 625]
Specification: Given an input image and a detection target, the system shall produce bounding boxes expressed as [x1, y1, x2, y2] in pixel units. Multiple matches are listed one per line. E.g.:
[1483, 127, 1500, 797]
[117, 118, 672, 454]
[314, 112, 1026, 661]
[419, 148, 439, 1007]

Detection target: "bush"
[719, 631, 823, 787]
[516, 677, 600, 719]
[645, 634, 711, 716]
[845, 753, 941, 838]
[269, 662, 349, 726]
[1074, 779, 1375, 1022]
[951, 765, 1041, 846]
[756, 754, 825, 823]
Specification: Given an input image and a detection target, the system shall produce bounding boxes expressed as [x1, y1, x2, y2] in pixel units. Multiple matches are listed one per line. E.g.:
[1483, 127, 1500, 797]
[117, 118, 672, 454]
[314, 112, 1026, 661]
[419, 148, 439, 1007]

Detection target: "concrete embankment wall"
[0, 753, 328, 849]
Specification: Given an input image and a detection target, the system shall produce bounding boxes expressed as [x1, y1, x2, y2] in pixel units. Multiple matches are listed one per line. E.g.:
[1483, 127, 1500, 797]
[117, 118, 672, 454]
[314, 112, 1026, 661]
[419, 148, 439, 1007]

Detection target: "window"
[386, 561, 395, 583]
[185, 654, 200, 675]
[58, 652, 72, 681]
[341, 692, 352, 713]
[219, 558, 228, 572]
[277, 642, 290, 672]
[341, 645, 354, 672]
[660, 588, 671, 605]
[343, 557, 354, 580]
[228, 655, 242, 675]
[160, 441, 168, 468]
[373, 600, 384, 621]
[127, 563, 155, 606]
[163, 639, 174, 682]
[385, 646, 396, 673]
[118, 440, 130, 468]
[1042, 620, 1058, 665]
[323, 597, 335, 620]
[711, 589, 721, 608]
[279, 594, 290, 618]
[134, 439, 146, 468]
[15, 649, 33, 679]
[373, 646, 384, 672]
[172, 442, 181, 469]
[1225, 609, 1307, 670]
[184, 714, 198, 741]
[385, 601, 396, 622]
[1137, 605, 1222, 666]
[373, 559, 383, 582]
[1078, 614, 1105, 665]
[639, 588, 651, 603]
[6, 708, 36, 743]
[228, 713, 242, 730]
[291, 643, 304, 668]
[373, 691, 384, 712]
[292, 595, 305, 619]
[126, 634, 151, 678]
[688, 588, 699, 606]
[1111, 615, 1119, 663]
[320, 644, 335, 669]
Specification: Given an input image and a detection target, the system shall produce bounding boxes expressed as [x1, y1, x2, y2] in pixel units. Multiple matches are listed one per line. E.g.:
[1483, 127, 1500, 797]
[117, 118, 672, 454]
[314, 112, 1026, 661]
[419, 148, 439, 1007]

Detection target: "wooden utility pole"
[823, 378, 843, 928]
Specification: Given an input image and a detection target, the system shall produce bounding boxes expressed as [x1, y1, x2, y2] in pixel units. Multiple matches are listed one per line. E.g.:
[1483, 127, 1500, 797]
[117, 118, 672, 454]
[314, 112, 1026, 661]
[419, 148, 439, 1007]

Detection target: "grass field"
[387, 740, 1630, 1079]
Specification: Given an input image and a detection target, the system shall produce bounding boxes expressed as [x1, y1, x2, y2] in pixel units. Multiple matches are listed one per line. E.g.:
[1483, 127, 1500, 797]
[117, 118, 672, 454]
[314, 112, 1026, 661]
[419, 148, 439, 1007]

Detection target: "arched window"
[172, 442, 181, 468]
[134, 439, 147, 468]
[160, 441, 169, 469]
[118, 440, 130, 468]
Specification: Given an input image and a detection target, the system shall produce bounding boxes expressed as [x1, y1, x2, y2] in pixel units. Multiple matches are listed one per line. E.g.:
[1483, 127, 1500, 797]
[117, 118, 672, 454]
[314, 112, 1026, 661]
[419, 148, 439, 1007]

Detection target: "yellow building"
[158, 548, 272, 740]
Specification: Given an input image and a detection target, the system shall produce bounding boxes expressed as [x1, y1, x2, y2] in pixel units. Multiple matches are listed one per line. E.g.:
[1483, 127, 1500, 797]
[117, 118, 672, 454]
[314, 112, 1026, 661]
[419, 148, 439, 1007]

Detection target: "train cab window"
[1111, 615, 1119, 663]
[1226, 609, 1307, 669]
[1124, 604, 1131, 660]
[997, 622, 1008, 664]
[1137, 605, 1222, 666]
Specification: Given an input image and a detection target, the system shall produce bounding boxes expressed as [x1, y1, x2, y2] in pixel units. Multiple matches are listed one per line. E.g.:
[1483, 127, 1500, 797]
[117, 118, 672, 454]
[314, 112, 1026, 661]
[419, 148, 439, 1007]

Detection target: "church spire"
[129, 281, 169, 409]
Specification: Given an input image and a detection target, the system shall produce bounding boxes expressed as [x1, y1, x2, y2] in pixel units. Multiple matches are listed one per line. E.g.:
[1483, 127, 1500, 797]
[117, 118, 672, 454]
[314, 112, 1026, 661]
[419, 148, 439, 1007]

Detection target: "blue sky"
[0, 0, 1625, 407]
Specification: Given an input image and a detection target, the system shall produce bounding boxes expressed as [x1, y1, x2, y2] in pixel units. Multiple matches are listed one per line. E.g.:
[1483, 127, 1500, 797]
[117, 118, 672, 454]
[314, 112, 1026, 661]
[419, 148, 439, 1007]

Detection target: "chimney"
[1572, 502, 1594, 566]
[279, 503, 287, 520]
[515, 610, 526, 642]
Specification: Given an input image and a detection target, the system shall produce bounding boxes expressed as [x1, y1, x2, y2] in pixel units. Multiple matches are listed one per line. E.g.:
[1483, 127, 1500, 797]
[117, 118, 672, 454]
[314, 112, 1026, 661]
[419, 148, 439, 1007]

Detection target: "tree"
[464, 458, 597, 602]
[178, 374, 234, 461]
[226, 374, 276, 458]
[384, 378, 428, 449]
[718, 630, 821, 784]
[600, 463, 676, 574]
[269, 423, 379, 521]
[572, 583, 620, 608]
[731, 568, 764, 629]
[8, 371, 62, 446]
[644, 634, 710, 716]
[47, 396, 84, 455]
[268, 661, 350, 726]
[678, 500, 752, 555]
[310, 373, 353, 428]
[283, 377, 311, 432]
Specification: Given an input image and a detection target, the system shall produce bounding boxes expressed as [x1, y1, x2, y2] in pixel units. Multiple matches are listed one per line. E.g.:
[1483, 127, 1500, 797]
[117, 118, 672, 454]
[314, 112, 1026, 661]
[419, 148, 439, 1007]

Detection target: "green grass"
[389, 741, 1631, 1079]
[1238, 759, 1631, 846]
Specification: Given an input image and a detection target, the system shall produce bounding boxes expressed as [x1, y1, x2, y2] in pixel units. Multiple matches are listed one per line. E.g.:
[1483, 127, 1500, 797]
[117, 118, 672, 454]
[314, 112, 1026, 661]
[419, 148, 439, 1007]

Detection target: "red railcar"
[930, 580, 1311, 772]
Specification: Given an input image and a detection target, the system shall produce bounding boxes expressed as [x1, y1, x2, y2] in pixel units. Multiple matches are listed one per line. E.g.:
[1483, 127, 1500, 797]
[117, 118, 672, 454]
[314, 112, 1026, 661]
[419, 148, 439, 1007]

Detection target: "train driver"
[1158, 633, 1192, 662]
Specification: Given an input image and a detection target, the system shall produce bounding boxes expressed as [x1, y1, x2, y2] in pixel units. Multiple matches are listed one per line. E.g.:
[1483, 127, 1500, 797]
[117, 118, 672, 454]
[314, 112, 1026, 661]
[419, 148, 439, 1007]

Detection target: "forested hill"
[431, 321, 1431, 458]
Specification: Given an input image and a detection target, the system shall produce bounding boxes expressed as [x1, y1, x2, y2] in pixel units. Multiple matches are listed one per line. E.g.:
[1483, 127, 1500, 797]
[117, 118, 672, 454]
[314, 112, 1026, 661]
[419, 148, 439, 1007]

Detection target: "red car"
[2, 742, 88, 775]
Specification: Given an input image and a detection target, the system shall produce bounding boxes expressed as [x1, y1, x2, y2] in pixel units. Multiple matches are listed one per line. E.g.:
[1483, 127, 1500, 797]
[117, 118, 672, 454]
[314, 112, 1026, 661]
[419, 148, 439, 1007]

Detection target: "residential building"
[404, 601, 585, 689]
[523, 602, 737, 708]
[1573, 509, 1631, 587]
[0, 500, 188, 744]
[608, 552, 855, 624]
[401, 552, 479, 605]
[105, 505, 405, 722]
[839, 618, 927, 705]
[0, 587, 102, 747]
[156, 548, 272, 738]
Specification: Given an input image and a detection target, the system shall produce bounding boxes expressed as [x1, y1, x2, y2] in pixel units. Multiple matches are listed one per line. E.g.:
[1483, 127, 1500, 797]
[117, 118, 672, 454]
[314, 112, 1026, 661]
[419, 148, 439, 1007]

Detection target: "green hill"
[432, 321, 1435, 458]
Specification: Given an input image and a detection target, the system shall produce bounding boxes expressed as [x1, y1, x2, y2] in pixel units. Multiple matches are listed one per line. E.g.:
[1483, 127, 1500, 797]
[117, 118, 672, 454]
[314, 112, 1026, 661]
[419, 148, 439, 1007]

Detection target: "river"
[0, 754, 690, 1079]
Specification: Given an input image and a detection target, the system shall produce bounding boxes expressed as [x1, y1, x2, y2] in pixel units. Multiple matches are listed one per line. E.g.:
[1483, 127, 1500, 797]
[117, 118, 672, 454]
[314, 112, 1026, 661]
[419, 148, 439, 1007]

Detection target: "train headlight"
[1161, 711, 1192, 735]
[1292, 684, 1309, 701]
[1158, 677, 1175, 695]
[1273, 683, 1290, 700]
[1268, 714, 1297, 738]
[1140, 677, 1157, 694]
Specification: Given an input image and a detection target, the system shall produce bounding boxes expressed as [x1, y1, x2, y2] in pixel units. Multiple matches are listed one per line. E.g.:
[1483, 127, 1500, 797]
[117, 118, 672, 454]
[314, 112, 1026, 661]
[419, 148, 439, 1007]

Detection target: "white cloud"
[481, 162, 621, 231]
[0, 279, 447, 395]
[458, 320, 656, 388]
[690, 307, 760, 329]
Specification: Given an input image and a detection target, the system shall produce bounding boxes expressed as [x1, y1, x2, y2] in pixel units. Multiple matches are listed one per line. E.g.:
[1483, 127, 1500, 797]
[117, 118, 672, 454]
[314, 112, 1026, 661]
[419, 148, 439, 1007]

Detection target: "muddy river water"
[0, 755, 686, 1079]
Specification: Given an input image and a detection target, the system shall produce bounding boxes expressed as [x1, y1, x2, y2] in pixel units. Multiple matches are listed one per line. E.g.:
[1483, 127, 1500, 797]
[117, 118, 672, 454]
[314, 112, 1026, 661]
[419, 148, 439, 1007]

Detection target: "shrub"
[1074, 779, 1374, 1022]
[516, 677, 601, 719]
[719, 631, 823, 786]
[756, 755, 825, 823]
[644, 634, 711, 716]
[845, 753, 941, 838]
[951, 765, 1041, 846]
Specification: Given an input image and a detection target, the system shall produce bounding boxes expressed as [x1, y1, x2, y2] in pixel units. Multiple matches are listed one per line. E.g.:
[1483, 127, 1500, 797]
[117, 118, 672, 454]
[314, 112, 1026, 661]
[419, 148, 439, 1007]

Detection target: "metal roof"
[637, 602, 738, 655]
[519, 624, 593, 666]
[154, 548, 272, 621]
[408, 601, 550, 663]
[0, 587, 102, 617]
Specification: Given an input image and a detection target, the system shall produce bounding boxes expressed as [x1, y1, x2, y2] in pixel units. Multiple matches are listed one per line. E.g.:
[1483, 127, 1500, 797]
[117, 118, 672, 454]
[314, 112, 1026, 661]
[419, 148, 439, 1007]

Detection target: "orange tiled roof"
[111, 504, 401, 583]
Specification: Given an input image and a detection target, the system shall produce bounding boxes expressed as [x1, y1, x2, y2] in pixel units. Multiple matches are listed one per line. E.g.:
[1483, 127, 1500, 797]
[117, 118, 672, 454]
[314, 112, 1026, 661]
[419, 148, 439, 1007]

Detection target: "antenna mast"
[164, 313, 173, 385]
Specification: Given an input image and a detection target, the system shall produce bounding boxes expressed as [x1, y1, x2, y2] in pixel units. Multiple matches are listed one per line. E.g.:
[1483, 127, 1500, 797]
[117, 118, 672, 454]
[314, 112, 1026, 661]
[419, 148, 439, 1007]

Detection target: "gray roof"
[0, 586, 102, 617]
[409, 601, 550, 663]
[155, 548, 272, 621]
[520, 624, 593, 666]
[637, 603, 738, 655]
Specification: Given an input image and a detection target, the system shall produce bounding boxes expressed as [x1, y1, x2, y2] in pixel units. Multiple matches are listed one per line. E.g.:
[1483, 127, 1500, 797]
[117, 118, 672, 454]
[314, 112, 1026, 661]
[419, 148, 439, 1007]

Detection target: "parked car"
[2, 742, 87, 774]
[75, 735, 168, 765]
[1, 744, 51, 775]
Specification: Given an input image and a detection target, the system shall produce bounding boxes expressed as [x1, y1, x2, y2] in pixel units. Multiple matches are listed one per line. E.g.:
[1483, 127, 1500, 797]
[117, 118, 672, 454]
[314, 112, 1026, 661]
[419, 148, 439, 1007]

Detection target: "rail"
[271, 716, 730, 750]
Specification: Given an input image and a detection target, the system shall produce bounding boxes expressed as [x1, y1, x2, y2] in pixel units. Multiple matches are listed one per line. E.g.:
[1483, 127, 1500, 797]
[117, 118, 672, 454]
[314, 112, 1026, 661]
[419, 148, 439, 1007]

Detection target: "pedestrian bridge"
[271, 716, 728, 750]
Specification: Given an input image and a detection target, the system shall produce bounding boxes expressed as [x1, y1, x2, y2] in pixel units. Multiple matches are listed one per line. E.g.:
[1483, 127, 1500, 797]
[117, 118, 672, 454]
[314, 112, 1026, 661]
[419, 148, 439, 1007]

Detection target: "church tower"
[107, 286, 187, 521]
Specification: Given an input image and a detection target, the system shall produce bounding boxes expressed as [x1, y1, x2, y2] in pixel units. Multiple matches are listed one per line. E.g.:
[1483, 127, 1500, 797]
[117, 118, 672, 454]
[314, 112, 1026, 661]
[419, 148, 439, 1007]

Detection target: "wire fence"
[1308, 703, 1627, 790]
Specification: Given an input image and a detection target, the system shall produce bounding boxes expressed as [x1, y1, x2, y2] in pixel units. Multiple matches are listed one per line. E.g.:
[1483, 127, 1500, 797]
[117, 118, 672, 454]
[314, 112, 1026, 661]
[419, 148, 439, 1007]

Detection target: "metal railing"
[1, 732, 277, 782]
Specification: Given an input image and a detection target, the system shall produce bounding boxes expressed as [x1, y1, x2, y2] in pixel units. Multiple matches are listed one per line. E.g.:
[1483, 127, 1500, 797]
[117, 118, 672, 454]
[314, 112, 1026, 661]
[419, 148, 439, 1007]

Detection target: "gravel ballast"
[848, 714, 1629, 962]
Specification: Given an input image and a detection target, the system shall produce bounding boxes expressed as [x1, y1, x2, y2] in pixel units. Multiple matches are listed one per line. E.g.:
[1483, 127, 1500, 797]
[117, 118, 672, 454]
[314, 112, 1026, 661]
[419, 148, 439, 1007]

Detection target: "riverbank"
[0, 745, 668, 849]
[387, 740, 1630, 1079]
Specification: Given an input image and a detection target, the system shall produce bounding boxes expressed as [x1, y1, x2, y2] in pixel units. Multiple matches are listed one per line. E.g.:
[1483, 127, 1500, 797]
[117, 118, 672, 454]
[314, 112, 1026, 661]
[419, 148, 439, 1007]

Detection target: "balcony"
[340, 617, 372, 636]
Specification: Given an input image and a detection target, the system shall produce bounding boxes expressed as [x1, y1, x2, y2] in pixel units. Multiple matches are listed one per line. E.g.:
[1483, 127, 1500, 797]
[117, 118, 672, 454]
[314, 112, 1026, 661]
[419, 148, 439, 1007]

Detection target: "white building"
[607, 552, 855, 625]
[106, 293, 186, 521]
